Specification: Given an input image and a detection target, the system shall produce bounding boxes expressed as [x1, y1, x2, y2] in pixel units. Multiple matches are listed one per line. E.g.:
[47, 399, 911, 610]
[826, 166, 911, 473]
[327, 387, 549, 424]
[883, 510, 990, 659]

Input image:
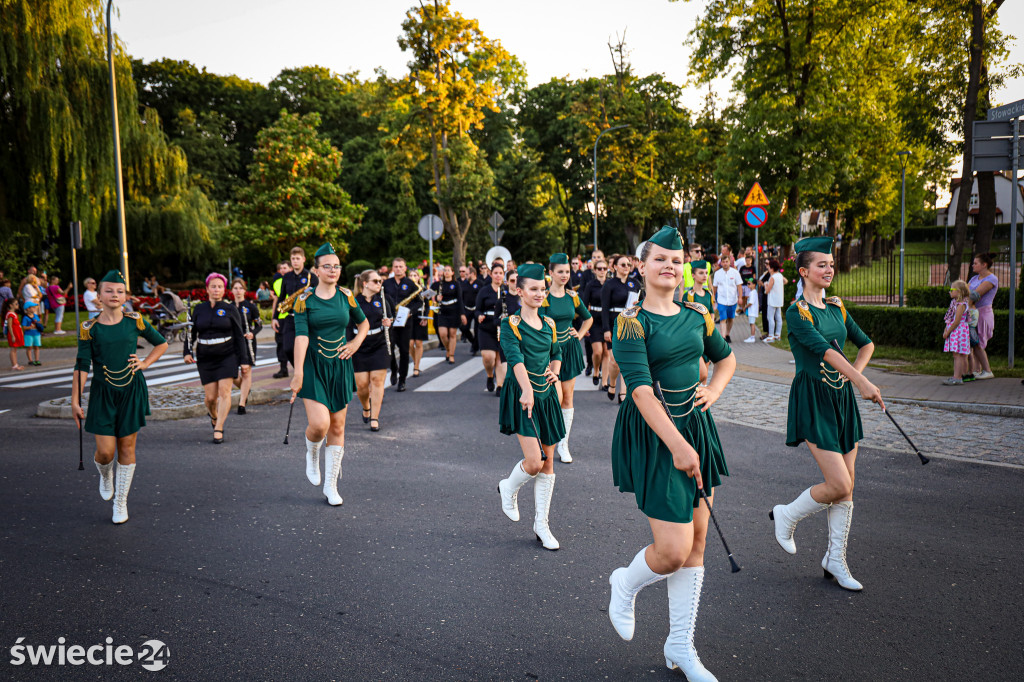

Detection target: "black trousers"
[280, 316, 297, 367]
[759, 289, 769, 334]
[390, 323, 411, 382]
[274, 319, 287, 370]
[460, 311, 477, 351]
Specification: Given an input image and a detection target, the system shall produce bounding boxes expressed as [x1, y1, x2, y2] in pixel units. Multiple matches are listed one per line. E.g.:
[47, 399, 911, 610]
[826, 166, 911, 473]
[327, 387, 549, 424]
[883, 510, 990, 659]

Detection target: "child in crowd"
[21, 300, 44, 366]
[941, 280, 971, 386]
[3, 297, 26, 370]
[962, 290, 981, 382]
[742, 278, 760, 342]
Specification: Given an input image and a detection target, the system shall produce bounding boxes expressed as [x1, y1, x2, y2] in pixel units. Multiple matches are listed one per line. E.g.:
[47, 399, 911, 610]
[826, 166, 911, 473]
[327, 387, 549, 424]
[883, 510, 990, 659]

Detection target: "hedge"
[902, 223, 1015, 242]
[846, 304, 1024, 354]
[906, 283, 1024, 309]
[346, 260, 374, 284]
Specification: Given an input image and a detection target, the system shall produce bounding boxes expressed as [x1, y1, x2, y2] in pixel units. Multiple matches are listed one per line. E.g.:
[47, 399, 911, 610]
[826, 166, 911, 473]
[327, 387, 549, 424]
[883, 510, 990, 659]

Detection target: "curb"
[887, 397, 1024, 420]
[36, 386, 290, 421]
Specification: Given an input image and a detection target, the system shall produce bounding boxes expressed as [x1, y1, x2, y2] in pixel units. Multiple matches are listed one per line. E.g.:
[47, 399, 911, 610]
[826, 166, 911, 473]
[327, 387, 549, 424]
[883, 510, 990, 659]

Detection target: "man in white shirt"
[712, 256, 744, 342]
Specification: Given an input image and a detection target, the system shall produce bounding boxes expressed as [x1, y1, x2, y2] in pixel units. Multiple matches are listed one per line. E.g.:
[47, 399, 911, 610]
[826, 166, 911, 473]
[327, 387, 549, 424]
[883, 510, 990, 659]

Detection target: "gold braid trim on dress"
[683, 301, 714, 336]
[340, 287, 357, 308]
[826, 296, 848, 322]
[125, 311, 145, 330]
[292, 288, 314, 314]
[508, 315, 523, 340]
[79, 318, 97, 341]
[796, 300, 814, 324]
[569, 290, 580, 306]
[616, 305, 644, 340]
[545, 316, 557, 343]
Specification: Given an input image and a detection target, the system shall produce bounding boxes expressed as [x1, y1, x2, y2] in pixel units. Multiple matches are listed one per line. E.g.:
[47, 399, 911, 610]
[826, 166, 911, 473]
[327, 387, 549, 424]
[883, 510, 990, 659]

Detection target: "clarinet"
[241, 303, 256, 364]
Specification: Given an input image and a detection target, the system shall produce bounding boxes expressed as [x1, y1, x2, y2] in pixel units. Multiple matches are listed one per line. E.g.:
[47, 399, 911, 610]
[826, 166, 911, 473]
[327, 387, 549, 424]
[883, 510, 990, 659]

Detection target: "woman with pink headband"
[184, 272, 251, 443]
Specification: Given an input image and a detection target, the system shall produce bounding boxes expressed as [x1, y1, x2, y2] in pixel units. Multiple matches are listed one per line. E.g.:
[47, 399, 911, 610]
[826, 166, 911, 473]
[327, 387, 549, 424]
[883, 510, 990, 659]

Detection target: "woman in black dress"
[184, 273, 250, 443]
[351, 270, 395, 432]
[230, 277, 262, 414]
[602, 255, 640, 403]
[474, 262, 505, 392]
[430, 265, 466, 364]
[407, 269, 430, 377]
[494, 270, 521, 393]
[581, 258, 608, 387]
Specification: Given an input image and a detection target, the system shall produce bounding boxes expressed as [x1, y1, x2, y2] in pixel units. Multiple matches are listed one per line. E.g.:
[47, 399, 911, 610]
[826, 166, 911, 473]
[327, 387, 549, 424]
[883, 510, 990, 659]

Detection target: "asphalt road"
[1, 347, 1022, 680]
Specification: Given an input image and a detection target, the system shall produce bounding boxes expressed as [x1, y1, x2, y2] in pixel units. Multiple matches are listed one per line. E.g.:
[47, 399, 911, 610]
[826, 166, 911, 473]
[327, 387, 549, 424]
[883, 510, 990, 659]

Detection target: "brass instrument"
[275, 289, 304, 316]
[396, 278, 425, 308]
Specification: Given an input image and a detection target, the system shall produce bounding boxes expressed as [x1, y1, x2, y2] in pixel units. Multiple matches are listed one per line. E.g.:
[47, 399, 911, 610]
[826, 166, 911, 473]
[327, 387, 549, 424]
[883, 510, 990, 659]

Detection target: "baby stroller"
[145, 290, 190, 343]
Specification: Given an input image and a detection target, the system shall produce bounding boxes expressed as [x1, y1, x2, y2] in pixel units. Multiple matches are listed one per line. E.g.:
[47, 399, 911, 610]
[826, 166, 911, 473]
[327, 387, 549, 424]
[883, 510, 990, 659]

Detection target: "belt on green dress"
[819, 363, 848, 390]
[658, 380, 700, 418]
[102, 362, 135, 387]
[317, 334, 347, 359]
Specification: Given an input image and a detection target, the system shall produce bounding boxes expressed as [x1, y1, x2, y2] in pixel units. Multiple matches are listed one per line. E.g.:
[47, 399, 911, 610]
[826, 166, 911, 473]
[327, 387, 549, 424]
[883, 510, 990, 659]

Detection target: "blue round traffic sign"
[744, 206, 767, 229]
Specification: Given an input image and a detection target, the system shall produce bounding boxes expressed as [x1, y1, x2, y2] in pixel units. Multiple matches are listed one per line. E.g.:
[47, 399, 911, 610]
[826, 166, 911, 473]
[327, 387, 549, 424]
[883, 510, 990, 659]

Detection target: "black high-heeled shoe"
[607, 387, 615, 401]
[618, 394, 625, 404]
[592, 374, 600, 386]
[213, 429, 224, 444]
[369, 418, 380, 432]
[361, 408, 370, 424]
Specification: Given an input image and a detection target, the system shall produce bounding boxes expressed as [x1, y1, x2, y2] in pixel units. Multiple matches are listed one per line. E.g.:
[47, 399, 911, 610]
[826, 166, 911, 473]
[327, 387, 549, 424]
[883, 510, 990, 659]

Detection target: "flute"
[241, 304, 256, 363]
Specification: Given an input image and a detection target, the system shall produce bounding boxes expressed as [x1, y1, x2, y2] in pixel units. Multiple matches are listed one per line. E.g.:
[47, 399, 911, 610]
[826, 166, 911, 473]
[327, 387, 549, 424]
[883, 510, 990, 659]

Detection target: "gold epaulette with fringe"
[125, 311, 145, 330]
[683, 301, 714, 336]
[826, 296, 848, 322]
[569, 289, 580, 306]
[292, 287, 314, 314]
[508, 314, 523, 341]
[545, 316, 557, 343]
[796, 300, 814, 324]
[542, 296, 550, 307]
[340, 286, 357, 308]
[79, 318, 97, 341]
[685, 290, 695, 303]
[616, 305, 644, 340]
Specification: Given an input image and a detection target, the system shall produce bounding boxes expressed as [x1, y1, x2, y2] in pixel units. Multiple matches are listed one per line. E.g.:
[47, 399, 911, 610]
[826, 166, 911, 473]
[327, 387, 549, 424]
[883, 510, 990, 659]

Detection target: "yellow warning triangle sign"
[743, 182, 770, 206]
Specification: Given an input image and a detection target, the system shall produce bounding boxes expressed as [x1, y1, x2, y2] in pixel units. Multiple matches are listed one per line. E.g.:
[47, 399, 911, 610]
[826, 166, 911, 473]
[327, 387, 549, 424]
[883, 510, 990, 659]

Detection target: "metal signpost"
[896, 151, 911, 307]
[417, 214, 444, 286]
[488, 211, 504, 246]
[973, 102, 1023, 367]
[106, 0, 130, 289]
[70, 221, 83, 330]
[743, 183, 770, 280]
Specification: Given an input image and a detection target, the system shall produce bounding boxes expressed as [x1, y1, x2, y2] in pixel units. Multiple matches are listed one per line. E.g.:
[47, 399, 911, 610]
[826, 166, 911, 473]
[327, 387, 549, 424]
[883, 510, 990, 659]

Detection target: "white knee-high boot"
[322, 445, 344, 506]
[498, 461, 536, 522]
[822, 501, 862, 591]
[556, 408, 574, 463]
[96, 460, 115, 501]
[533, 472, 559, 550]
[771, 487, 829, 554]
[111, 463, 136, 524]
[305, 436, 323, 486]
[608, 546, 669, 640]
[664, 567, 717, 681]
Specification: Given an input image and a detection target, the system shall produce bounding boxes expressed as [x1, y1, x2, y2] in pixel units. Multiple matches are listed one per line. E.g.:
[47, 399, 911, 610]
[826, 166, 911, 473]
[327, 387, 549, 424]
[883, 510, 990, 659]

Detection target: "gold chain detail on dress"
[317, 335, 347, 359]
[555, 328, 574, 342]
[819, 362, 848, 389]
[527, 369, 553, 393]
[102, 363, 136, 387]
[660, 380, 700, 418]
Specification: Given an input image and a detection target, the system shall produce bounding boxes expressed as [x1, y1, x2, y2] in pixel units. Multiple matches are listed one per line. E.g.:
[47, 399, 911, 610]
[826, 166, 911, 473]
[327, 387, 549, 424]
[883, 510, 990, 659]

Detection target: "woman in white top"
[82, 278, 100, 319]
[763, 259, 787, 342]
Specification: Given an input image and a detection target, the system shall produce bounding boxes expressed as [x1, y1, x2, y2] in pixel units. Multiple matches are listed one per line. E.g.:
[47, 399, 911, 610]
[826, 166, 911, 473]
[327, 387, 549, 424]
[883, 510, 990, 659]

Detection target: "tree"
[227, 111, 365, 274]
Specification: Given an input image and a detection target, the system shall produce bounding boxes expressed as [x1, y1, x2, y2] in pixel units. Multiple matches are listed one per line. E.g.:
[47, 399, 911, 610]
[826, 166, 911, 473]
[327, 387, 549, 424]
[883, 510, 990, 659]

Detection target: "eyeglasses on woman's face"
[320, 264, 342, 272]
[368, 278, 382, 284]
[595, 266, 607, 271]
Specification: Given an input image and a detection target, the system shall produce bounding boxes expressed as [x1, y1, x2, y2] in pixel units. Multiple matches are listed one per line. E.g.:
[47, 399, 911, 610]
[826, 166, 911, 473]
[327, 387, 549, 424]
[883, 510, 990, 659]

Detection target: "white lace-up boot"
[322, 445, 344, 506]
[304, 436, 323, 486]
[498, 461, 536, 522]
[96, 459, 115, 501]
[822, 501, 863, 591]
[608, 546, 669, 640]
[532, 472, 559, 550]
[556, 408, 574, 463]
[111, 463, 136, 524]
[770, 487, 829, 554]
[664, 567, 717, 681]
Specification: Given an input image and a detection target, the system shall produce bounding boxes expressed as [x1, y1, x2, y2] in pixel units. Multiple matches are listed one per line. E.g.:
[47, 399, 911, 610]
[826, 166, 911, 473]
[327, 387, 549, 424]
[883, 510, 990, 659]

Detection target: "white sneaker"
[974, 370, 995, 380]
[743, 336, 756, 343]
[762, 336, 774, 344]
[53, 330, 67, 335]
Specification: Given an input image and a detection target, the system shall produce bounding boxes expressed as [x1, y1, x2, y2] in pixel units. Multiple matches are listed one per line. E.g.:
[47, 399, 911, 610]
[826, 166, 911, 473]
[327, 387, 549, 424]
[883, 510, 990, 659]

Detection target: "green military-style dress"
[498, 314, 566, 446]
[683, 287, 714, 311]
[76, 313, 166, 438]
[294, 286, 367, 413]
[542, 289, 592, 381]
[610, 302, 732, 524]
[785, 295, 871, 454]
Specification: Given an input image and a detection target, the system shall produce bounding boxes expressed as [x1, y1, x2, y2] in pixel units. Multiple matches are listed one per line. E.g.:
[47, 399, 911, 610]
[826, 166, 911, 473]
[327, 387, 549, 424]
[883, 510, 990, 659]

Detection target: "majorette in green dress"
[610, 301, 732, 524]
[293, 286, 367, 413]
[76, 313, 166, 437]
[683, 287, 714, 311]
[498, 314, 566, 446]
[542, 289, 592, 381]
[785, 295, 871, 454]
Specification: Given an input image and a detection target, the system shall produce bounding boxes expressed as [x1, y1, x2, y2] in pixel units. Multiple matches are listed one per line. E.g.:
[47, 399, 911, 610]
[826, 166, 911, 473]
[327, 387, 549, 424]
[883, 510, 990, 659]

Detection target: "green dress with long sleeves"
[610, 302, 732, 524]
[498, 313, 566, 446]
[76, 313, 166, 437]
[294, 286, 367, 413]
[785, 296, 872, 454]
[683, 287, 715, 311]
[542, 289, 592, 381]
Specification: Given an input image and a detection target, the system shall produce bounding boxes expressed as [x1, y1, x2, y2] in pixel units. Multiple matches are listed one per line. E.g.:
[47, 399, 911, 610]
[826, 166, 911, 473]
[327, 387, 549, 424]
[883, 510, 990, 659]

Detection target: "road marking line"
[415, 361, 484, 392]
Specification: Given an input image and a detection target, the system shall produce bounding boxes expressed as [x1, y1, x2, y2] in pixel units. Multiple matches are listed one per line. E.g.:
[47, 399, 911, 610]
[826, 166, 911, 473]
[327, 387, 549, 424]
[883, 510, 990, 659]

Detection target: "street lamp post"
[106, 0, 130, 289]
[897, 151, 911, 307]
[592, 124, 630, 252]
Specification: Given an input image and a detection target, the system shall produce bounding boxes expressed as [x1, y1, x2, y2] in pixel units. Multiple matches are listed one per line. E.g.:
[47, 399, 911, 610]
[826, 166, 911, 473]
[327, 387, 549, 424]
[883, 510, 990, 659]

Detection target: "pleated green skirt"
[299, 352, 356, 413]
[786, 373, 863, 454]
[557, 337, 586, 381]
[85, 375, 152, 438]
[611, 398, 728, 524]
[499, 380, 566, 446]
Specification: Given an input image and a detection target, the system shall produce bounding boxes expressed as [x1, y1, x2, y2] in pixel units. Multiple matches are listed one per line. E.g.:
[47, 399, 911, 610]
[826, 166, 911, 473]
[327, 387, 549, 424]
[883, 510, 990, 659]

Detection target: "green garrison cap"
[100, 270, 126, 284]
[690, 260, 708, 271]
[314, 242, 336, 258]
[549, 253, 569, 265]
[648, 225, 684, 251]
[795, 236, 834, 254]
[517, 263, 546, 282]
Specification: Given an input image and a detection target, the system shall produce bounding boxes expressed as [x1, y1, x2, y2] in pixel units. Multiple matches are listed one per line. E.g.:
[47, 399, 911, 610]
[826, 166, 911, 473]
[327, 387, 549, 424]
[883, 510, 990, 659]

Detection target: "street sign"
[973, 120, 1024, 172]
[743, 205, 767, 229]
[989, 97, 1024, 123]
[488, 211, 504, 229]
[489, 229, 504, 246]
[743, 182, 769, 206]
[417, 214, 444, 241]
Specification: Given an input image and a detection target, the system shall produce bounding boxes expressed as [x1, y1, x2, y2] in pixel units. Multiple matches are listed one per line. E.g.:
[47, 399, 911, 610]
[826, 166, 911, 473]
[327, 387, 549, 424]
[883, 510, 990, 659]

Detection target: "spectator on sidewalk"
[20, 274, 42, 309]
[46, 275, 72, 334]
[256, 281, 272, 308]
[742, 278, 760, 342]
[967, 253, 997, 380]
[763, 259, 787, 343]
[963, 290, 981, 381]
[21, 300, 44, 366]
[942, 280, 971, 385]
[3, 297, 26, 370]
[0, 277, 14, 305]
[712, 255, 743, 343]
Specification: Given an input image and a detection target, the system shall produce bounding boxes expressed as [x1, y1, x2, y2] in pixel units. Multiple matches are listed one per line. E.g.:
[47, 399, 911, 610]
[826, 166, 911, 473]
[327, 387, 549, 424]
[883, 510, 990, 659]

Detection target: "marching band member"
[351, 270, 396, 433]
[290, 243, 369, 506]
[382, 257, 415, 391]
[544, 253, 592, 463]
[494, 269, 521, 393]
[770, 236, 882, 591]
[581, 258, 608, 388]
[406, 269, 429, 378]
[429, 265, 466, 365]
[602, 254, 640, 403]
[72, 270, 169, 524]
[230, 277, 262, 414]
[496, 263, 566, 550]
[606, 227, 736, 680]
[474, 262, 506, 392]
[459, 265, 481, 356]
